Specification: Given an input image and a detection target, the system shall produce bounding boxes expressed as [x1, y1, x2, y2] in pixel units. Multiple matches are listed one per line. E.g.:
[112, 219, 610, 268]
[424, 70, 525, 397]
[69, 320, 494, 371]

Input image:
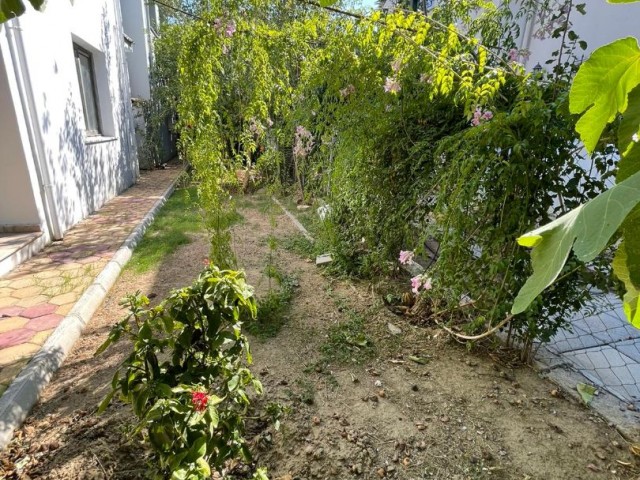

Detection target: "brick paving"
[0, 165, 183, 396]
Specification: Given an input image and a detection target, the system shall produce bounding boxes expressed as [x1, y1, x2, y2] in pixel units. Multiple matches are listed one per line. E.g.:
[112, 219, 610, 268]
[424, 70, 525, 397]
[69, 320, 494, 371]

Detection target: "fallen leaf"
[576, 383, 596, 405]
[409, 355, 429, 365]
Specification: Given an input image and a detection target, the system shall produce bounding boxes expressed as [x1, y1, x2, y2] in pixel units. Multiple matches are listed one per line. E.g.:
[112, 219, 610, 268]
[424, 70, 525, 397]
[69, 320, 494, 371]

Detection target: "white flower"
[633, 133, 639, 143]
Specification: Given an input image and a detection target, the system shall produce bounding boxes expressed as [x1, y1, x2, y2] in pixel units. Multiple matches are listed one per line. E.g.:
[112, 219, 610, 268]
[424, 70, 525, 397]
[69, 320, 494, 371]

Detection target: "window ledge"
[85, 136, 117, 145]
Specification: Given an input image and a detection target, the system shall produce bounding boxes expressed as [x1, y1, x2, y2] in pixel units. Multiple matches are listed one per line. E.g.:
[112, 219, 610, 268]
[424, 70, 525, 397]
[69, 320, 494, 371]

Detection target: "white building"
[0, 0, 147, 276]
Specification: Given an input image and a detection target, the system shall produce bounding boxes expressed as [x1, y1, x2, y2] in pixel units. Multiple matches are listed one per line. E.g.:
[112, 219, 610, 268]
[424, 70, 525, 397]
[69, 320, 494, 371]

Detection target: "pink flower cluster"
[411, 275, 433, 294]
[213, 18, 236, 37]
[384, 77, 401, 94]
[293, 125, 314, 159]
[471, 108, 493, 126]
[398, 250, 414, 265]
[507, 48, 530, 63]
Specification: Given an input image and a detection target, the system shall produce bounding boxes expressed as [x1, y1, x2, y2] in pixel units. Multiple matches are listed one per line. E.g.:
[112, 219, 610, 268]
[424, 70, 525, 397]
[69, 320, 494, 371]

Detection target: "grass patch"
[128, 187, 204, 273]
[318, 295, 376, 366]
[245, 269, 298, 339]
[282, 233, 319, 260]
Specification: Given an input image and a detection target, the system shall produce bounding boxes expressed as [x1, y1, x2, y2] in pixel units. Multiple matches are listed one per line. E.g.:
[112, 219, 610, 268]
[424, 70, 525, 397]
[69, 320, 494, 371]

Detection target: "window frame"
[73, 43, 102, 137]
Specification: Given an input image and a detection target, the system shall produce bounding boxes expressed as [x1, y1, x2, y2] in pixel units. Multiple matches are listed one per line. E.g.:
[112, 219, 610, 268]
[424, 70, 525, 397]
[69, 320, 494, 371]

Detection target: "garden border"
[0, 169, 184, 450]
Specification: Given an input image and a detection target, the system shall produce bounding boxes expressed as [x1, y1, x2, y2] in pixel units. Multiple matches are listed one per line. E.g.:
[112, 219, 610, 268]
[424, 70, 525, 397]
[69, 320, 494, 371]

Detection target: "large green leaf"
[612, 241, 640, 328]
[618, 85, 640, 182]
[512, 169, 640, 314]
[569, 37, 640, 153]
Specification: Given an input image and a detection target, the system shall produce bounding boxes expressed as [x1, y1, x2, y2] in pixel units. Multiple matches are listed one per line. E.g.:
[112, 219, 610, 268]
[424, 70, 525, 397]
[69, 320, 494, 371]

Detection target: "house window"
[73, 44, 101, 136]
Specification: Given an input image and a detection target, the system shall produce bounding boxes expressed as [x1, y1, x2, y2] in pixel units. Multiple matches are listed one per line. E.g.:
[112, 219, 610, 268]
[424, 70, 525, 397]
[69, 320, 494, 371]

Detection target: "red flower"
[191, 391, 208, 412]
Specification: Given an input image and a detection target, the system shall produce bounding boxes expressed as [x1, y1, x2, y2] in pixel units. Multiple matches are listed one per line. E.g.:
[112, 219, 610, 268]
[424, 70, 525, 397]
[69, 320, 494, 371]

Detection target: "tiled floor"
[0, 166, 183, 396]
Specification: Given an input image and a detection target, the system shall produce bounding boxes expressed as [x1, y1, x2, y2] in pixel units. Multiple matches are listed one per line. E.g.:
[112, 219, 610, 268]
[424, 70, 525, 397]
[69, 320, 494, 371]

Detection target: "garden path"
[0, 166, 183, 397]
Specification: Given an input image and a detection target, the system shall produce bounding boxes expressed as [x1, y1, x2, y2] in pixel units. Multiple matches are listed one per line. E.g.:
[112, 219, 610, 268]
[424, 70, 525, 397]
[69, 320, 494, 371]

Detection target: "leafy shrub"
[96, 266, 265, 479]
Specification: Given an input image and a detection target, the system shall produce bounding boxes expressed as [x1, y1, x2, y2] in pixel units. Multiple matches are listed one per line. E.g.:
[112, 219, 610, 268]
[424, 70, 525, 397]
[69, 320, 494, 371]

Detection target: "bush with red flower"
[96, 266, 266, 479]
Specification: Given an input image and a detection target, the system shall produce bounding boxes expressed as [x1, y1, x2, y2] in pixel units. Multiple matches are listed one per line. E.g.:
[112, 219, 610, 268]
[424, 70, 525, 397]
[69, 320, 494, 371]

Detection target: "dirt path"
[1, 194, 639, 480]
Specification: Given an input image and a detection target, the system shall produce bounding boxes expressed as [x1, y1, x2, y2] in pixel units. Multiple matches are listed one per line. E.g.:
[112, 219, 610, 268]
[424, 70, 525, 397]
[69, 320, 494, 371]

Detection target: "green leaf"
[612, 242, 640, 328]
[0, 0, 26, 22]
[577, 382, 597, 405]
[512, 169, 640, 314]
[97, 389, 116, 414]
[569, 37, 640, 153]
[318, 0, 339, 5]
[186, 436, 207, 462]
[617, 85, 640, 182]
[608, 0, 640, 3]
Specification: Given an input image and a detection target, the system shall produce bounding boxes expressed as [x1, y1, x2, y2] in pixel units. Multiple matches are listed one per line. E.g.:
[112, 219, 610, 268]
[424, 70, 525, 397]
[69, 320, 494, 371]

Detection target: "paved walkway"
[0, 165, 183, 396]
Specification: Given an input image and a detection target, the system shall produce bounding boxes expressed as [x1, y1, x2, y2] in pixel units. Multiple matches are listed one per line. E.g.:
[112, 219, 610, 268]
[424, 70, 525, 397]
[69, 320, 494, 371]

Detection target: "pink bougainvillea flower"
[203, 258, 210, 266]
[391, 57, 402, 73]
[191, 391, 209, 412]
[508, 48, 518, 62]
[422, 277, 433, 291]
[384, 76, 401, 94]
[339, 84, 356, 98]
[471, 108, 493, 126]
[398, 250, 414, 265]
[225, 20, 236, 37]
[411, 276, 422, 294]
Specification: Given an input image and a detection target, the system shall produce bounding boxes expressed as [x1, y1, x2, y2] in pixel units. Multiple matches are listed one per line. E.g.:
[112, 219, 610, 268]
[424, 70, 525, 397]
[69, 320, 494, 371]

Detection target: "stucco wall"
[120, 0, 152, 100]
[0, 45, 41, 228]
[15, 0, 138, 234]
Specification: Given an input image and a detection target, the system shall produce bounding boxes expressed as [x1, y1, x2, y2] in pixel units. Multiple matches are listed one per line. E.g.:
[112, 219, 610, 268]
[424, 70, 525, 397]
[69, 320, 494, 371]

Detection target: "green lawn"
[127, 187, 204, 273]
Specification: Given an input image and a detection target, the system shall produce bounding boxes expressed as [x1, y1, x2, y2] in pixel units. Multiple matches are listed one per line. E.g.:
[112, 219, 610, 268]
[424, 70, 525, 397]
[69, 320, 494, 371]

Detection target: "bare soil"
[1, 194, 639, 480]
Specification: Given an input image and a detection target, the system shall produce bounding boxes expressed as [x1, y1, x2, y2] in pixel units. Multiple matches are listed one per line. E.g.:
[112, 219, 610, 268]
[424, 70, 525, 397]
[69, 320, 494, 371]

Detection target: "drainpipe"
[4, 18, 64, 240]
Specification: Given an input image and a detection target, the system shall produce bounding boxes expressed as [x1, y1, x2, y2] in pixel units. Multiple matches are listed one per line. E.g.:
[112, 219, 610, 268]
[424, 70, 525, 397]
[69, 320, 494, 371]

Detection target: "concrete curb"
[0, 173, 181, 449]
[271, 197, 314, 242]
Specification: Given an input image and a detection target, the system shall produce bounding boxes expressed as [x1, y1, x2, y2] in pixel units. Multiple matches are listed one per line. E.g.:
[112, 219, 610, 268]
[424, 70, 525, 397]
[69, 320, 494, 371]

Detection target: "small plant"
[96, 266, 265, 479]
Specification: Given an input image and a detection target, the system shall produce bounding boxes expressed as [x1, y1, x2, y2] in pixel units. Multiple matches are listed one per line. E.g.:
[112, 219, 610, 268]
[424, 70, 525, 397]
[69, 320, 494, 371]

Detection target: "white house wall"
[0, 44, 42, 230]
[120, 0, 153, 100]
[15, 0, 138, 235]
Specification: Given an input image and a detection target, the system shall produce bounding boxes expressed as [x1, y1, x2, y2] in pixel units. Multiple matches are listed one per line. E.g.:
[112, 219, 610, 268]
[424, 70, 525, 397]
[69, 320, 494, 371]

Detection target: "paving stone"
[0, 306, 24, 318]
[0, 288, 14, 297]
[33, 270, 60, 280]
[21, 303, 57, 319]
[26, 314, 63, 332]
[49, 292, 78, 306]
[0, 343, 41, 366]
[7, 277, 36, 289]
[0, 329, 35, 349]
[29, 329, 55, 346]
[10, 286, 43, 299]
[0, 317, 29, 334]
[55, 303, 74, 316]
[0, 297, 18, 308]
[15, 295, 50, 308]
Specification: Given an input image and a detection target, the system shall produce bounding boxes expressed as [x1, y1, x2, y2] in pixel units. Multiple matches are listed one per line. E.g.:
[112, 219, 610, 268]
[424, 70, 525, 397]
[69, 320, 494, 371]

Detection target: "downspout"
[5, 18, 64, 240]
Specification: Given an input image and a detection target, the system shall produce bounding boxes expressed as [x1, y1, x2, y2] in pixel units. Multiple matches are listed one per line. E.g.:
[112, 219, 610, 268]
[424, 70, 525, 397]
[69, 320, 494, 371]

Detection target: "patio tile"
[0, 329, 35, 349]
[49, 292, 78, 306]
[21, 303, 57, 319]
[10, 286, 43, 299]
[0, 297, 18, 308]
[55, 303, 74, 316]
[0, 306, 24, 318]
[8, 277, 36, 289]
[0, 317, 29, 334]
[26, 314, 63, 332]
[15, 295, 50, 308]
[0, 343, 41, 366]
